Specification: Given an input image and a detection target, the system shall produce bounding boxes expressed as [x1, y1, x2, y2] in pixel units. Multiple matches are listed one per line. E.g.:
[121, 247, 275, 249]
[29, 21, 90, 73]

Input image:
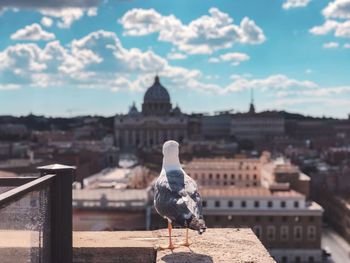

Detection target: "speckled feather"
[154, 168, 206, 233]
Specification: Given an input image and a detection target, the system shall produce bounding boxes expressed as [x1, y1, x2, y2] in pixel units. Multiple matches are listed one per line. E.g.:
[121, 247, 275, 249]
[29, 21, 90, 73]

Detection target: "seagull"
[154, 140, 206, 250]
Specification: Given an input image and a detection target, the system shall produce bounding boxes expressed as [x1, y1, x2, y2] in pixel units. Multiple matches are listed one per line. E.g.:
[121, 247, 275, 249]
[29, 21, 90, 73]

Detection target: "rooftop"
[73, 188, 148, 209]
[200, 186, 303, 198]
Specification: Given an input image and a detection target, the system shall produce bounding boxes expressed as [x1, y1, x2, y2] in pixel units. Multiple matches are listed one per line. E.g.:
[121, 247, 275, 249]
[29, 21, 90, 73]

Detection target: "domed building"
[142, 76, 172, 116]
[114, 76, 188, 149]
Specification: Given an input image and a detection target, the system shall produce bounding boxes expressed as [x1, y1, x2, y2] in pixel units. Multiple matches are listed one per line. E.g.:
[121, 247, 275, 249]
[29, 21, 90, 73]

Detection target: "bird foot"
[176, 241, 191, 247]
[157, 243, 177, 250]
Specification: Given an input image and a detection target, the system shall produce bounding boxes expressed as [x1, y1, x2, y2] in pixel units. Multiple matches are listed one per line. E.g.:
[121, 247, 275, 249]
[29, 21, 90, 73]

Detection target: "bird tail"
[188, 217, 207, 235]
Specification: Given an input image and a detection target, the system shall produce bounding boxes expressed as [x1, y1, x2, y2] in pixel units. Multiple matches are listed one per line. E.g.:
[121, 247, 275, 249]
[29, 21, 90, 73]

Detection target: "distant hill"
[0, 114, 114, 131]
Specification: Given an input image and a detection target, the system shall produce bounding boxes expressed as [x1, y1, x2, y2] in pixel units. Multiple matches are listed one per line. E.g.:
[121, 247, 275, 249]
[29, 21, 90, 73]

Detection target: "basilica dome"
[142, 76, 172, 116]
[143, 76, 170, 103]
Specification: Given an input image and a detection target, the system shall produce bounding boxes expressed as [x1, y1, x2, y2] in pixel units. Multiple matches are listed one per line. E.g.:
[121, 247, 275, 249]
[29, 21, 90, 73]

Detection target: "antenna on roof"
[250, 87, 254, 105]
[249, 87, 255, 114]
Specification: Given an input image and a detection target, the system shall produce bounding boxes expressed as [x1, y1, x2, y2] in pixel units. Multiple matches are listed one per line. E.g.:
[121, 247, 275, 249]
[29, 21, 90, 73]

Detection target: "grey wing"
[181, 172, 204, 219]
[154, 170, 203, 226]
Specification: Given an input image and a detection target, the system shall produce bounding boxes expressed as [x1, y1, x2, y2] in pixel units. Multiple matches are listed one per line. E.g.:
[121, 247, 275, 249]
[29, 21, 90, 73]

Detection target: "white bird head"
[162, 140, 181, 171]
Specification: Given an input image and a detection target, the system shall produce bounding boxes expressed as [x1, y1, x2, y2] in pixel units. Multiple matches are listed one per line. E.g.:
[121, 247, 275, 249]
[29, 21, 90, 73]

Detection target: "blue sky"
[0, 0, 350, 118]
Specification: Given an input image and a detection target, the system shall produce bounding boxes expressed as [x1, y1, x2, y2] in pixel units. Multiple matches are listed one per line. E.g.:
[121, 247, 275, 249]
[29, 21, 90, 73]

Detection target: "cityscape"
[1, 1, 350, 263]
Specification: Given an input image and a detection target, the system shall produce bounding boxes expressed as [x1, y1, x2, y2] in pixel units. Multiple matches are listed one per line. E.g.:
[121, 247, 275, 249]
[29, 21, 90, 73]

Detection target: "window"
[254, 201, 260, 208]
[224, 174, 227, 179]
[231, 174, 235, 179]
[238, 174, 242, 180]
[281, 201, 286, 208]
[246, 174, 250, 180]
[268, 201, 273, 208]
[202, 201, 207, 207]
[216, 174, 220, 179]
[241, 201, 246, 208]
[267, 226, 276, 241]
[307, 226, 316, 240]
[294, 226, 302, 241]
[30, 199, 37, 207]
[280, 226, 289, 241]
[253, 174, 257, 180]
[281, 256, 287, 263]
[209, 173, 213, 179]
[215, 201, 220, 207]
[282, 216, 287, 222]
[255, 216, 261, 222]
[308, 256, 314, 263]
[295, 256, 301, 263]
[230, 182, 235, 186]
[228, 201, 233, 207]
[253, 226, 262, 239]
[309, 216, 314, 222]
[294, 201, 299, 208]
[268, 216, 274, 222]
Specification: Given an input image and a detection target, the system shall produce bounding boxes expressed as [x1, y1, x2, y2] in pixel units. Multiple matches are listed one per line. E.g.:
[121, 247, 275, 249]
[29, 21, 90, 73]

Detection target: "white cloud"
[208, 57, 220, 63]
[274, 97, 350, 107]
[166, 49, 187, 60]
[0, 30, 201, 91]
[209, 52, 250, 66]
[39, 8, 88, 28]
[282, 0, 311, 10]
[310, 20, 339, 35]
[276, 86, 350, 97]
[344, 43, 350, 48]
[310, 1, 350, 39]
[87, 7, 97, 17]
[41, 16, 53, 27]
[0, 0, 101, 9]
[119, 8, 265, 54]
[221, 52, 249, 66]
[11, 23, 55, 41]
[0, 84, 21, 90]
[310, 19, 350, 38]
[183, 74, 318, 94]
[0, 1, 101, 28]
[224, 74, 317, 93]
[323, 41, 339, 48]
[305, 68, 313, 74]
[323, 0, 350, 19]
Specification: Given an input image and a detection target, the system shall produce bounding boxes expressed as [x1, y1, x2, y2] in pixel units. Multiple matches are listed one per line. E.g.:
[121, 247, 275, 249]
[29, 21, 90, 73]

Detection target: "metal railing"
[0, 164, 75, 263]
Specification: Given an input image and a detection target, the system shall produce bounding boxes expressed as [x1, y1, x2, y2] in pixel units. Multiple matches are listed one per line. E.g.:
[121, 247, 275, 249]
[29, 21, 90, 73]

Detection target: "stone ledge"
[73, 228, 275, 263]
[0, 229, 276, 263]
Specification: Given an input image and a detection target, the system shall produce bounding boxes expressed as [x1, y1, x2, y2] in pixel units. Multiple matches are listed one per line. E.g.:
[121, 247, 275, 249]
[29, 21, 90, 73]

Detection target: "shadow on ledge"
[161, 251, 213, 263]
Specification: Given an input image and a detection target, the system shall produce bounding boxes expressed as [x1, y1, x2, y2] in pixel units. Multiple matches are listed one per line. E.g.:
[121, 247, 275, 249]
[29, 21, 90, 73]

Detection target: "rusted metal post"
[38, 164, 75, 263]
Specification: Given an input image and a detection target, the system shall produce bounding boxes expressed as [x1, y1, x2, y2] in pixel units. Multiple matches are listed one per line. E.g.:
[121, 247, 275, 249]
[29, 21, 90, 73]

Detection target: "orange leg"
[177, 228, 191, 247]
[158, 221, 176, 250]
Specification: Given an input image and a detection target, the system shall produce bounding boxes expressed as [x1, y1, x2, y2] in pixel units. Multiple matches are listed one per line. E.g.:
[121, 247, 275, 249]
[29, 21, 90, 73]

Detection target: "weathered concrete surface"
[0, 229, 275, 263]
[73, 228, 275, 263]
[73, 231, 157, 263]
[153, 228, 275, 263]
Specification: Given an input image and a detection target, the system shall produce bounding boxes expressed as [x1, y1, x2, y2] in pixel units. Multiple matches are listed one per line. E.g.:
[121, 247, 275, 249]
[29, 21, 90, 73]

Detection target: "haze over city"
[0, 0, 349, 118]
